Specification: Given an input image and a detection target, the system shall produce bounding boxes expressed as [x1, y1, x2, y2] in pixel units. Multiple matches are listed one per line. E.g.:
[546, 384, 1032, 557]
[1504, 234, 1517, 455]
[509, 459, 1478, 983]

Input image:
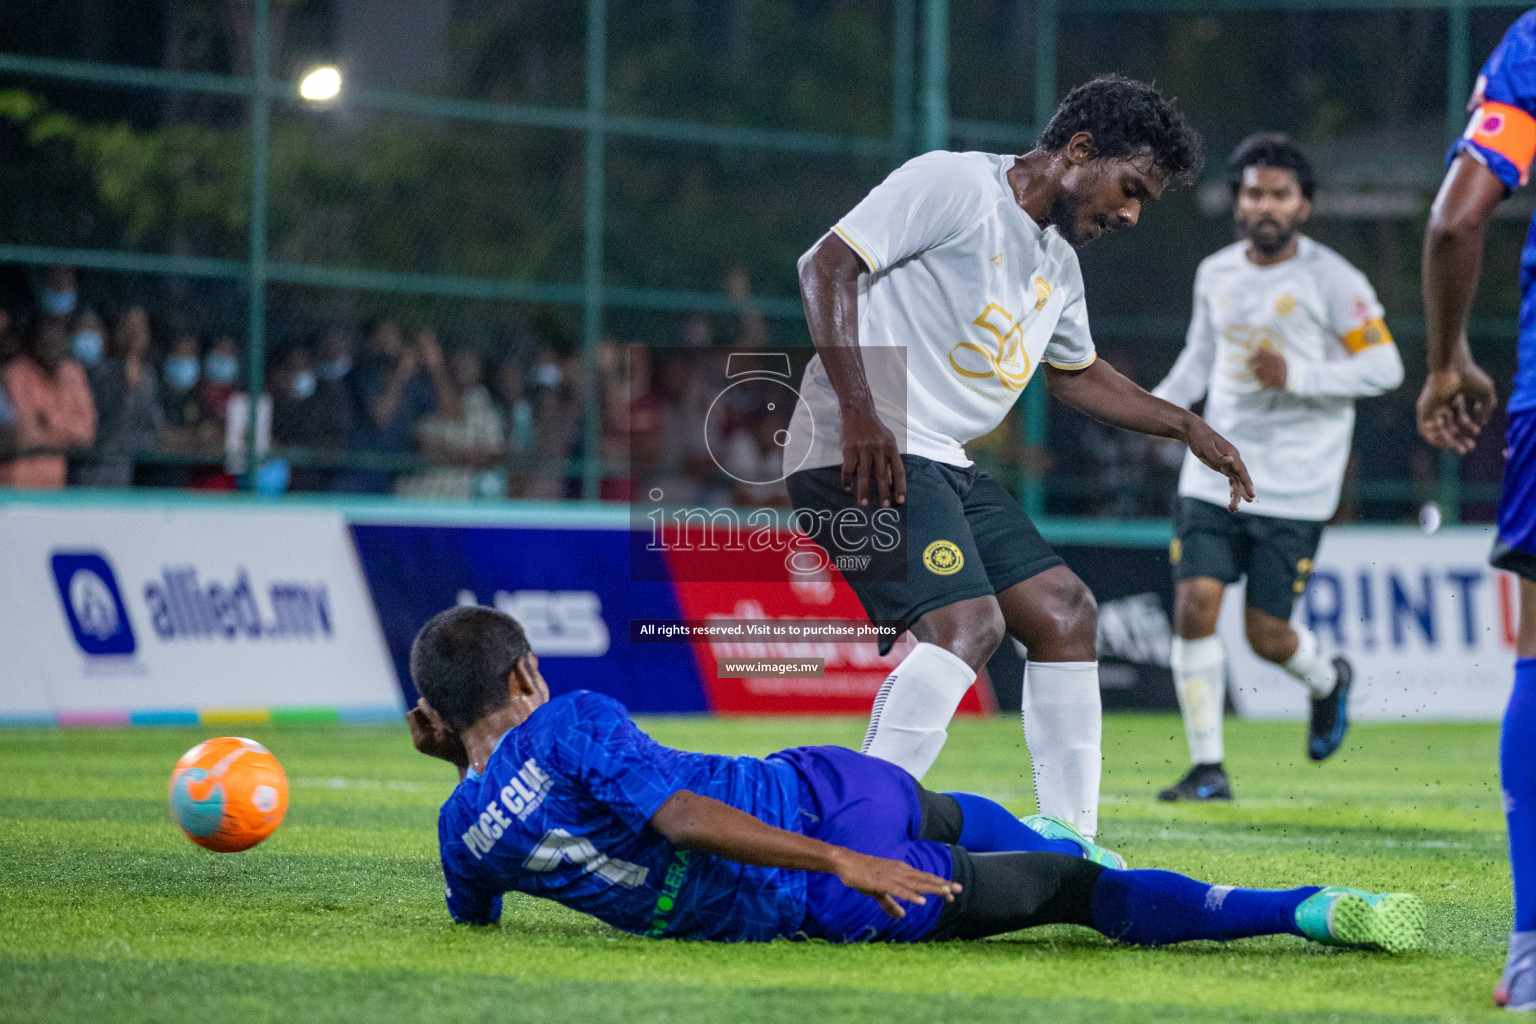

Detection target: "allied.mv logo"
[50, 551, 136, 656]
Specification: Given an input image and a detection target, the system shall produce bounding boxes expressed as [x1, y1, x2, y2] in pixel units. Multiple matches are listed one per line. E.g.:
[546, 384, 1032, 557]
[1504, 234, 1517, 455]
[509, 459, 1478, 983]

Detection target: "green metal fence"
[0, 0, 1525, 519]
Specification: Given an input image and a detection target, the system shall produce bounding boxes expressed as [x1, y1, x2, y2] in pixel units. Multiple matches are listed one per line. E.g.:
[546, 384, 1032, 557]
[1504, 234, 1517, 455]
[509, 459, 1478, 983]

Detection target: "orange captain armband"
[1342, 318, 1394, 354]
[1465, 102, 1536, 185]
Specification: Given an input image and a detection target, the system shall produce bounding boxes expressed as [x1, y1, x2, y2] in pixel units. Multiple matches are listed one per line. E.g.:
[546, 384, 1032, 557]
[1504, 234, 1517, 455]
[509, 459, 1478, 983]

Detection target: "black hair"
[1227, 132, 1315, 200]
[1037, 74, 1204, 184]
[409, 606, 532, 732]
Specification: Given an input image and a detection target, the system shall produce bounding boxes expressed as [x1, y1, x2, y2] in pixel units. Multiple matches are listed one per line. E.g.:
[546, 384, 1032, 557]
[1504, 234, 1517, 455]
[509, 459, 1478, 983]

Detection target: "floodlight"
[299, 66, 342, 102]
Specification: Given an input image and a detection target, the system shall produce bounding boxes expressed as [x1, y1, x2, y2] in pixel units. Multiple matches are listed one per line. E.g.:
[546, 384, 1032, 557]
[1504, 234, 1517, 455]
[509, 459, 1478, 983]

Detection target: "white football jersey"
[787, 151, 1095, 472]
[1153, 237, 1404, 521]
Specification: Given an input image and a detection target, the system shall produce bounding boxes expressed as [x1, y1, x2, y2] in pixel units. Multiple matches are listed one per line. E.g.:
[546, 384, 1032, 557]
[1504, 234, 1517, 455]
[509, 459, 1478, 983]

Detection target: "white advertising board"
[1222, 525, 1519, 721]
[0, 506, 402, 722]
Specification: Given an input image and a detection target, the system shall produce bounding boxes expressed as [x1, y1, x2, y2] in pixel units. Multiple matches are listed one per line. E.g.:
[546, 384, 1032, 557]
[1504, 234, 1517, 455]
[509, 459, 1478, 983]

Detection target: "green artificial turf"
[0, 714, 1514, 1023]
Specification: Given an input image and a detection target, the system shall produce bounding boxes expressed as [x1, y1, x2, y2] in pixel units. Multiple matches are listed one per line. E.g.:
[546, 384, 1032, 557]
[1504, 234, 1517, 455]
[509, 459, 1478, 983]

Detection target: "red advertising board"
[662, 543, 995, 715]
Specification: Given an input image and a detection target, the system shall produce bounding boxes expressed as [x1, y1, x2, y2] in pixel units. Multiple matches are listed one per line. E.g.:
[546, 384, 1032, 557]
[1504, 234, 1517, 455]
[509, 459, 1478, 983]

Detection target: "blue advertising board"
[349, 523, 709, 713]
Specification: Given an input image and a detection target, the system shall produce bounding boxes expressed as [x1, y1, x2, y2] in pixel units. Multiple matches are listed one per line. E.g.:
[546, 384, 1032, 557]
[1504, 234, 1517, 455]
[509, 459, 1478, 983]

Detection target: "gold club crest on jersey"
[1034, 276, 1052, 311]
[923, 540, 964, 576]
[1223, 324, 1285, 381]
[951, 303, 1034, 391]
[1275, 293, 1298, 316]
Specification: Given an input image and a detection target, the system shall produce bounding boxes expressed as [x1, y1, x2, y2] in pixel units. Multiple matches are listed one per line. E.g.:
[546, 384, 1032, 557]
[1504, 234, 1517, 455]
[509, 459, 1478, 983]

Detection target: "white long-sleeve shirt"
[1153, 237, 1403, 521]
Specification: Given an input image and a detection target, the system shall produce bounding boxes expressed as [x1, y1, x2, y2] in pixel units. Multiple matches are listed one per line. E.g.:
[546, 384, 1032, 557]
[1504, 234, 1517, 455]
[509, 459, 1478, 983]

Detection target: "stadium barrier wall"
[349, 520, 995, 717]
[0, 502, 402, 726]
[0, 492, 1517, 723]
[1220, 525, 1519, 721]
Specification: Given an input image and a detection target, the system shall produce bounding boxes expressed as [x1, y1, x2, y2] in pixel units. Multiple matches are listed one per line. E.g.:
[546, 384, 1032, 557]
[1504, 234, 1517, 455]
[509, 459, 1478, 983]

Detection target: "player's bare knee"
[1064, 581, 1099, 644]
[967, 601, 1008, 665]
[1246, 617, 1296, 664]
[915, 597, 1006, 670]
[1174, 580, 1223, 640]
[1034, 578, 1098, 658]
[942, 602, 1005, 670]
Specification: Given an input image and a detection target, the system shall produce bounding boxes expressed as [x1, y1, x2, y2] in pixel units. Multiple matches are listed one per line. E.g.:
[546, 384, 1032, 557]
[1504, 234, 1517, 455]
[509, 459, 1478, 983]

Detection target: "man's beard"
[1049, 190, 1096, 249]
[1239, 214, 1298, 255]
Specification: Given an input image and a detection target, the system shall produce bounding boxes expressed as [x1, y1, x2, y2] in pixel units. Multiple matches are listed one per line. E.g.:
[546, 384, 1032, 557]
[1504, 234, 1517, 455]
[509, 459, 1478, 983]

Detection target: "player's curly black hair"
[1227, 132, 1316, 199]
[1036, 74, 1204, 183]
[410, 605, 532, 733]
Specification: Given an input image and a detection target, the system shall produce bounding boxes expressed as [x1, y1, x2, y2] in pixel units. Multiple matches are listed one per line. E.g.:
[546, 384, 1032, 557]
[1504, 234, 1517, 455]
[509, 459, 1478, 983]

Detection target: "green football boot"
[1022, 814, 1127, 870]
[1294, 887, 1426, 954]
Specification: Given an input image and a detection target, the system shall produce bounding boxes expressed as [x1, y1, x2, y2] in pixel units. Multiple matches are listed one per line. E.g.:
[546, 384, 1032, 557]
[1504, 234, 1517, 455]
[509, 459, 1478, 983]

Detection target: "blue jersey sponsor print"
[1454, 9, 1536, 412]
[437, 691, 808, 940]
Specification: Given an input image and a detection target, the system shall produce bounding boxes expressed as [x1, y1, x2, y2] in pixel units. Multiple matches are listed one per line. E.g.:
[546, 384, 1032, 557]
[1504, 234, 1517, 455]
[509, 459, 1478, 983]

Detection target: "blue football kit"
[434, 690, 1350, 948]
[1452, 13, 1536, 1002]
[1454, 9, 1536, 580]
[436, 690, 950, 942]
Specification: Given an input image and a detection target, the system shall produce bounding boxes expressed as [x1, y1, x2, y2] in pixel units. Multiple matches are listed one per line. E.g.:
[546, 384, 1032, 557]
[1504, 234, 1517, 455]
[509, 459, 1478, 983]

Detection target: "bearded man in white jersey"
[1151, 134, 1404, 802]
[784, 76, 1253, 841]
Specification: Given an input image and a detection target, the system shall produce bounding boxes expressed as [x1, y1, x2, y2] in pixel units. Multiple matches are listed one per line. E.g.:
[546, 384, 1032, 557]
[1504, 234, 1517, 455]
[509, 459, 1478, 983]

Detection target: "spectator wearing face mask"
[79, 305, 166, 487]
[71, 310, 105, 370]
[273, 341, 352, 492]
[0, 314, 96, 488]
[315, 326, 354, 391]
[162, 334, 244, 492]
[519, 349, 579, 500]
[193, 335, 241, 427]
[310, 327, 356, 488]
[39, 265, 78, 319]
[160, 332, 202, 436]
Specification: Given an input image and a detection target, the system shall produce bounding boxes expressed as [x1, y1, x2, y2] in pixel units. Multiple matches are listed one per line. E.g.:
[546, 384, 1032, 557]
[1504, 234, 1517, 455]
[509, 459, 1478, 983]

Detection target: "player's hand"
[1249, 348, 1287, 390]
[840, 410, 906, 508]
[407, 698, 469, 771]
[1417, 360, 1496, 454]
[829, 848, 959, 919]
[1183, 416, 1254, 512]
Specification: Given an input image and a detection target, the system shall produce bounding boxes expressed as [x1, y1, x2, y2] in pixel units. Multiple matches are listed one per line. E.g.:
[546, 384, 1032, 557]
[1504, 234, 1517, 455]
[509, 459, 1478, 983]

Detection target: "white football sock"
[1171, 635, 1226, 766]
[860, 642, 976, 780]
[1022, 661, 1102, 839]
[1281, 629, 1337, 697]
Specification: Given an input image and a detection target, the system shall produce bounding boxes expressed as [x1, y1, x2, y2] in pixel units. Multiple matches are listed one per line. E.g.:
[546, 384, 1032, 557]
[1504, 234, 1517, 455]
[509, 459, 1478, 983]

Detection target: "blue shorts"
[768, 745, 952, 943]
[1495, 408, 1536, 583]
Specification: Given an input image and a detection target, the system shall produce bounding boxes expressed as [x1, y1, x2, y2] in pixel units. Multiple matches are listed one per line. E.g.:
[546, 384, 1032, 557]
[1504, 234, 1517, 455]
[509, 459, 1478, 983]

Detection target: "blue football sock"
[1089, 869, 1319, 945]
[1505, 658, 1536, 933]
[945, 791, 1080, 856]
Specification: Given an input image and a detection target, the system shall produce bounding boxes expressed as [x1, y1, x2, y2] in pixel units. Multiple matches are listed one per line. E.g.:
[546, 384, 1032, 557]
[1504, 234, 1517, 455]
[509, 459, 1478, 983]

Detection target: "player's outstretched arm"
[650, 790, 958, 919]
[1046, 358, 1254, 511]
[798, 233, 907, 508]
[1420, 153, 1505, 452]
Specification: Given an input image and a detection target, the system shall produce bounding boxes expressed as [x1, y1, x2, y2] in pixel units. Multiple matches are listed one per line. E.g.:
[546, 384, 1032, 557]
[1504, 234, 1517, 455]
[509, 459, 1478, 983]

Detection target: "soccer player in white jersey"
[784, 76, 1254, 840]
[1151, 134, 1403, 802]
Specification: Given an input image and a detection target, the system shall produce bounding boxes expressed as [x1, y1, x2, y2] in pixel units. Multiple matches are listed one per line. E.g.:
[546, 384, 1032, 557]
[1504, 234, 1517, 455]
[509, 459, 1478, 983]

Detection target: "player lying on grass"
[410, 606, 1425, 950]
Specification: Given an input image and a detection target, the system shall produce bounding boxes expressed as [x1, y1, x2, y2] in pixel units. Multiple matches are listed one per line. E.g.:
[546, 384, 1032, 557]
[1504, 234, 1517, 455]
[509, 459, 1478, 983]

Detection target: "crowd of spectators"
[0, 265, 1469, 522]
[0, 265, 798, 507]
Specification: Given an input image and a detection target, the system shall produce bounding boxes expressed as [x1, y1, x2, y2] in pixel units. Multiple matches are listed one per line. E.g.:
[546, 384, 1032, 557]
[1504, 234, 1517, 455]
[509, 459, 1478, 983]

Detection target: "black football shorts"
[1171, 496, 1324, 621]
[786, 455, 1063, 654]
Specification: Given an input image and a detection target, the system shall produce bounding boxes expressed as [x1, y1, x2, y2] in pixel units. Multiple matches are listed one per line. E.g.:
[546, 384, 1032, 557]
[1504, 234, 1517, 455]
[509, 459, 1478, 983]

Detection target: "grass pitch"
[0, 714, 1514, 1023]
